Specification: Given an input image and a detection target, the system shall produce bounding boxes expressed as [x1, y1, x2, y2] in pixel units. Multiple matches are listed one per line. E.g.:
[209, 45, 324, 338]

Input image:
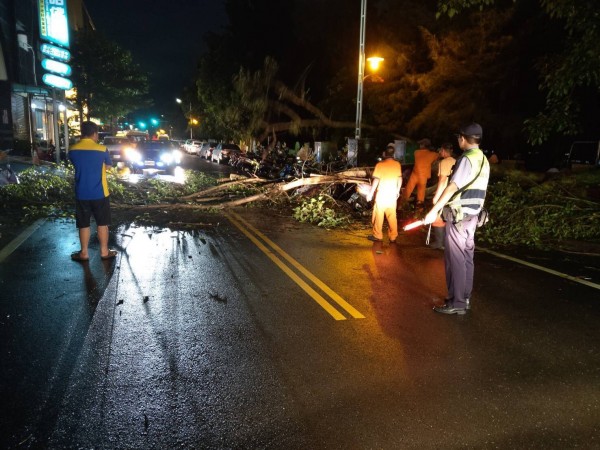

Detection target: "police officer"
[423, 123, 490, 315]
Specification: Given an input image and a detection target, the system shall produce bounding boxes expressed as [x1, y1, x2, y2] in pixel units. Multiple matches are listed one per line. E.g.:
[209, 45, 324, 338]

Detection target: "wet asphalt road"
[1, 155, 599, 448]
[1, 209, 599, 449]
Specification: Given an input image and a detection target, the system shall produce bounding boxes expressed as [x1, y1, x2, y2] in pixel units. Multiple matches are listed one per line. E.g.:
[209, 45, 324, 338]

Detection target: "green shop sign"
[41, 58, 72, 76]
[40, 43, 71, 62]
[42, 73, 73, 90]
[38, 0, 70, 48]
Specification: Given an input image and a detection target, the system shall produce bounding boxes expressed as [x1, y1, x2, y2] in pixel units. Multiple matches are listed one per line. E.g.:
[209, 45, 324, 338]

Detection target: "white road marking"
[0, 219, 46, 263]
[480, 247, 600, 290]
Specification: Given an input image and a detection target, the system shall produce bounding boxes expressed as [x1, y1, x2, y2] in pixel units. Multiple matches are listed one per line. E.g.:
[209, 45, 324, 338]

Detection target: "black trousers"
[444, 214, 479, 308]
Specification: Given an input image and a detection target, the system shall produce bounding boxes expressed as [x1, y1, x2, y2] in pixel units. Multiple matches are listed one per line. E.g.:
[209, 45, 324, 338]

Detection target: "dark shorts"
[75, 197, 111, 228]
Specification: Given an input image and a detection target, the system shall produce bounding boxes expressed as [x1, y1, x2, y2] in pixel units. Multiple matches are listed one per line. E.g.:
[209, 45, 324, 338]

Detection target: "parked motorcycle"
[0, 150, 20, 185]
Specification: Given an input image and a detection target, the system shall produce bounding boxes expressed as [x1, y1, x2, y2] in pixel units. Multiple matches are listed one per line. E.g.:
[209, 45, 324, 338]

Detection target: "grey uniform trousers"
[444, 213, 479, 308]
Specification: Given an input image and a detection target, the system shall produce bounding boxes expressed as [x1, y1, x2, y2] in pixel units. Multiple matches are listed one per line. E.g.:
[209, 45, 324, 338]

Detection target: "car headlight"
[160, 152, 174, 164]
[125, 148, 142, 162]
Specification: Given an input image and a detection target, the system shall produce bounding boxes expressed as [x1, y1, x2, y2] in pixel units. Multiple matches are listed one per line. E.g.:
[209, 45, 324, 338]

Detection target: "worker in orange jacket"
[401, 138, 439, 206]
[366, 144, 402, 242]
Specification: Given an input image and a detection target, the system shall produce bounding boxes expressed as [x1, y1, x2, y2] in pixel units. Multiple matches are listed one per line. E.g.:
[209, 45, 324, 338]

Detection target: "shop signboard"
[42, 73, 73, 90]
[40, 43, 71, 62]
[38, 0, 70, 48]
[41, 58, 71, 77]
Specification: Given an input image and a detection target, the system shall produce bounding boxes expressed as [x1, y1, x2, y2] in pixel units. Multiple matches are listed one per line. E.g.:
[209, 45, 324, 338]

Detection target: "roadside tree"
[70, 31, 150, 129]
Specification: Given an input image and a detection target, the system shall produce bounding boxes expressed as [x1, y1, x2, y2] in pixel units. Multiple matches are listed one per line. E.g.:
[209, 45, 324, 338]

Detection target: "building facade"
[0, 0, 91, 155]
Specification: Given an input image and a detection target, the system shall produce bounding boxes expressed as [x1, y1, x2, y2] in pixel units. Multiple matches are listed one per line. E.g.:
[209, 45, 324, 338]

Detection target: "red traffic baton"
[403, 219, 425, 231]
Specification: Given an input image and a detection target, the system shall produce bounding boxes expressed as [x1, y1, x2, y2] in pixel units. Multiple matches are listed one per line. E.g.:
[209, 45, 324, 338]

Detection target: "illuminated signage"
[38, 0, 70, 48]
[41, 59, 72, 76]
[40, 43, 71, 62]
[42, 73, 73, 90]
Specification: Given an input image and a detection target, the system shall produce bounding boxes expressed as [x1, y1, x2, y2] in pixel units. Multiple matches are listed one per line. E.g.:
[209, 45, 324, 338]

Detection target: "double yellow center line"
[224, 212, 365, 321]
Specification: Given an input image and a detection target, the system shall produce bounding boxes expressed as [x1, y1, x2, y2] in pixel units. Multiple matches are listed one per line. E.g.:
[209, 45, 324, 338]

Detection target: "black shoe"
[367, 235, 382, 242]
[444, 297, 471, 310]
[433, 305, 467, 315]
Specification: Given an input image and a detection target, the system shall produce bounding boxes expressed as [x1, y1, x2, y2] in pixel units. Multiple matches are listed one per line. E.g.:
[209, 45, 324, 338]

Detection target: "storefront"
[0, 0, 81, 159]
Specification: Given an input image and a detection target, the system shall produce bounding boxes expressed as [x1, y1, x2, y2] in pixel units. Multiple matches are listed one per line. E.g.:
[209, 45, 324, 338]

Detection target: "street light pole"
[176, 98, 193, 139]
[355, 0, 367, 140]
[188, 102, 192, 139]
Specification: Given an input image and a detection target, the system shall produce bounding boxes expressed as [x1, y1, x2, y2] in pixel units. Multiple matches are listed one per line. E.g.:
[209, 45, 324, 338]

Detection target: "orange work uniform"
[371, 157, 402, 241]
[402, 148, 439, 203]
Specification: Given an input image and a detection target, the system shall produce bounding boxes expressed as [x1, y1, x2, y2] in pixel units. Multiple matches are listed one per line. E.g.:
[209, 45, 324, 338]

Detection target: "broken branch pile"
[118, 169, 371, 213]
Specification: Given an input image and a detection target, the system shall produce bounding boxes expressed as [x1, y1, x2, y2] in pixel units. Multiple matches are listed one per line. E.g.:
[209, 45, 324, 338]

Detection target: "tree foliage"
[70, 31, 150, 124]
[196, 55, 357, 143]
[437, 0, 600, 144]
[409, 9, 520, 139]
[234, 57, 359, 142]
[189, 0, 598, 152]
[479, 170, 600, 248]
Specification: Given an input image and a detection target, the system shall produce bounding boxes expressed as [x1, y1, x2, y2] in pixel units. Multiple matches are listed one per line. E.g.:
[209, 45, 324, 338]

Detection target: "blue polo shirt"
[69, 138, 112, 200]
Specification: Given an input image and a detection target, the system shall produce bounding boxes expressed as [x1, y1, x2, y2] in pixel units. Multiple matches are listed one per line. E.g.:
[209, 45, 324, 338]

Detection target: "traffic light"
[150, 118, 159, 126]
[138, 121, 147, 130]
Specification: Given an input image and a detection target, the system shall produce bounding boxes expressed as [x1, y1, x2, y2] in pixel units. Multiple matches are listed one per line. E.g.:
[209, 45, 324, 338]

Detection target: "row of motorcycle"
[227, 150, 349, 180]
[226, 149, 371, 213]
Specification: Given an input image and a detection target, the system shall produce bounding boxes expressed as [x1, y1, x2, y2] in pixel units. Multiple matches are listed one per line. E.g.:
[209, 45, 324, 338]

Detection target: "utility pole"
[52, 89, 60, 163]
[189, 102, 193, 139]
[355, 0, 367, 140]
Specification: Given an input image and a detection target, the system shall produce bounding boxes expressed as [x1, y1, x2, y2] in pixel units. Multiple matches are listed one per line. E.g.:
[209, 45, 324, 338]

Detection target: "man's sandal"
[101, 250, 118, 260]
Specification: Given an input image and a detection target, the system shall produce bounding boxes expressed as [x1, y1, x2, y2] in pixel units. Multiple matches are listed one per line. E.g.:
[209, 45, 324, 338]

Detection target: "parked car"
[102, 136, 133, 162]
[123, 140, 182, 174]
[198, 142, 216, 159]
[171, 140, 186, 151]
[212, 143, 242, 164]
[184, 139, 204, 155]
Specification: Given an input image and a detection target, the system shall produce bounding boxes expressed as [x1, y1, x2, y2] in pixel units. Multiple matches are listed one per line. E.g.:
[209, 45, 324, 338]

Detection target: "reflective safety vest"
[448, 148, 490, 218]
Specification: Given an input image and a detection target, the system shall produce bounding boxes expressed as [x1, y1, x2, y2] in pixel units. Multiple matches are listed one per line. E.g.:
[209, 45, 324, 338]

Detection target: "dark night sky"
[84, 0, 228, 112]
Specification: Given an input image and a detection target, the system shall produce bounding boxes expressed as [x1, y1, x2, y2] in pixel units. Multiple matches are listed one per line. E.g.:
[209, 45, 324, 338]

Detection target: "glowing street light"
[367, 56, 384, 72]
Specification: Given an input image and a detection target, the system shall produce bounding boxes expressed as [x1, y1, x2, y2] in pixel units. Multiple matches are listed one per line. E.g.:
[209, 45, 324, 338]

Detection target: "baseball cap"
[458, 122, 483, 137]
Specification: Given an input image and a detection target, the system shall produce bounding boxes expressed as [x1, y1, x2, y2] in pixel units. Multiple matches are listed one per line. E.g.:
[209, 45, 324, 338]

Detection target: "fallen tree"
[4, 162, 598, 251]
[116, 169, 371, 211]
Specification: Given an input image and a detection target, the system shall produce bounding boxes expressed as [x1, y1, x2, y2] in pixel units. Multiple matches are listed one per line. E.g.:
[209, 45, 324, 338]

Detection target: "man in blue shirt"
[69, 121, 117, 261]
